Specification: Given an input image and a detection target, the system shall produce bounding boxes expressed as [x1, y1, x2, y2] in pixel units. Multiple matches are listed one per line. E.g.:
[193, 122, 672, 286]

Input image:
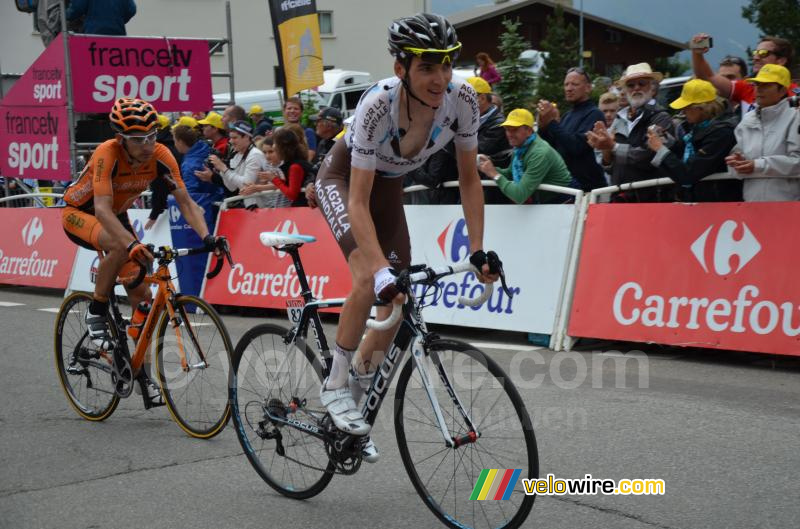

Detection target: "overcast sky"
[433, 0, 762, 72]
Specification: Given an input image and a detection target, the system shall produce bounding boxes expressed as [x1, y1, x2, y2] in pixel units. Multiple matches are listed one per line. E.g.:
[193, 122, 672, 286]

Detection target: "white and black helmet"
[388, 13, 460, 61]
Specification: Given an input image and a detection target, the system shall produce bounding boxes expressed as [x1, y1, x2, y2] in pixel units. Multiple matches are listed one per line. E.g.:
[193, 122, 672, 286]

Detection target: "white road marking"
[469, 341, 542, 352]
[38, 308, 63, 313]
[0, 302, 24, 307]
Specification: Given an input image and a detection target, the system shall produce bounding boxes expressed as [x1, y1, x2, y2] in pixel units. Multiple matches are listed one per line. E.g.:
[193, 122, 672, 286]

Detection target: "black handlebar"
[123, 241, 234, 289]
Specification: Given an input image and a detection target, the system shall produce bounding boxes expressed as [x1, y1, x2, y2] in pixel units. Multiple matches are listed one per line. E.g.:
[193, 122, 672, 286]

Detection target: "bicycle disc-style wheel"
[154, 295, 233, 439]
[231, 323, 334, 499]
[54, 291, 120, 421]
[395, 339, 538, 529]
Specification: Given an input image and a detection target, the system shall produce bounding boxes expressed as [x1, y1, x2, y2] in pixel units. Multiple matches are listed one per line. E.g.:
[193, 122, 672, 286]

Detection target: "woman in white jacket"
[208, 120, 268, 208]
[726, 64, 800, 201]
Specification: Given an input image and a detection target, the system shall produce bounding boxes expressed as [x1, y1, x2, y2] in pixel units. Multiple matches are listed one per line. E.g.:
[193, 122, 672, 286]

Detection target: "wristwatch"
[492, 174, 502, 182]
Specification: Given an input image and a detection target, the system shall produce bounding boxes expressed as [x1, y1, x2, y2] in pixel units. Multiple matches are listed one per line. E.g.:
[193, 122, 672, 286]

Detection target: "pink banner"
[69, 35, 213, 113]
[0, 36, 66, 108]
[0, 105, 71, 181]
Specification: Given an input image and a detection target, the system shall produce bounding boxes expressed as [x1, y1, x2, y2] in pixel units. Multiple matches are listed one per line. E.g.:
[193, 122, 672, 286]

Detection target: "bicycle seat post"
[283, 245, 316, 303]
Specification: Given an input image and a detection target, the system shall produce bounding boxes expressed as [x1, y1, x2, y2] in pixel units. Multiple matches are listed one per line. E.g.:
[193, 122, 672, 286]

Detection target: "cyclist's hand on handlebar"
[469, 250, 501, 283]
[203, 234, 228, 256]
[374, 266, 405, 305]
[127, 241, 154, 266]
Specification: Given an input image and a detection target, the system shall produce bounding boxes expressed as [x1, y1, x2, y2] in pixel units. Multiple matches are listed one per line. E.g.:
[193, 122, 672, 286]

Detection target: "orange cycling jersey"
[63, 139, 185, 214]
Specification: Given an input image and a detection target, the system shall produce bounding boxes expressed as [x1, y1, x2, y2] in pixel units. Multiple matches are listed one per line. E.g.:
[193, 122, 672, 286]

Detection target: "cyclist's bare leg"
[94, 229, 130, 302]
[334, 249, 399, 372]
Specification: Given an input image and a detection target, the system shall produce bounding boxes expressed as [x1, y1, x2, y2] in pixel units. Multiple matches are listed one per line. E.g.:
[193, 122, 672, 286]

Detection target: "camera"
[789, 89, 800, 108]
[689, 36, 713, 50]
[205, 148, 224, 171]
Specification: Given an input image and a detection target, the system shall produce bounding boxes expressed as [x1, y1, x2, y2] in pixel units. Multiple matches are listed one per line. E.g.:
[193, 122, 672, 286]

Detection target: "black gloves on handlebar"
[469, 250, 503, 275]
[203, 235, 227, 252]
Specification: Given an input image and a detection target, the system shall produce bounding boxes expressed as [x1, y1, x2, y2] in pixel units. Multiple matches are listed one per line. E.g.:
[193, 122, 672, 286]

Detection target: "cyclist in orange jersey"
[62, 98, 225, 369]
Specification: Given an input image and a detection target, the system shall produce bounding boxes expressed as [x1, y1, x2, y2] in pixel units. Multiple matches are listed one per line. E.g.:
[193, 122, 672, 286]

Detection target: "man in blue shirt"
[537, 67, 606, 191]
[67, 0, 136, 36]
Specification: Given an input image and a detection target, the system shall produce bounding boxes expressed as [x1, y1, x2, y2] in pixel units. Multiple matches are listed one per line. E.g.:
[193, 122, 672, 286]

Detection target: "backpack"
[15, 0, 38, 13]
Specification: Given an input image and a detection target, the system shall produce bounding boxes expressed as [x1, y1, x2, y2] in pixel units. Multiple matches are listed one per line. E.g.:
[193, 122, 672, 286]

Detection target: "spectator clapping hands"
[725, 151, 755, 174]
[586, 121, 615, 151]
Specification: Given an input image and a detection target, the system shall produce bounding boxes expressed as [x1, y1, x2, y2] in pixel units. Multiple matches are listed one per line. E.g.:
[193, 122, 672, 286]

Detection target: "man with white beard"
[587, 63, 676, 201]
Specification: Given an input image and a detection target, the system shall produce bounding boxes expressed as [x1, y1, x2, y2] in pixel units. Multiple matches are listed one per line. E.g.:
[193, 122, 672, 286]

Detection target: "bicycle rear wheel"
[154, 295, 233, 439]
[54, 292, 120, 421]
[395, 339, 538, 529]
[231, 323, 334, 499]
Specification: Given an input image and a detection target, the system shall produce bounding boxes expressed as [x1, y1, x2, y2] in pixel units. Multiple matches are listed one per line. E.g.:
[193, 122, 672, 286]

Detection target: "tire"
[394, 339, 538, 529]
[231, 323, 334, 499]
[54, 291, 120, 421]
[154, 295, 233, 439]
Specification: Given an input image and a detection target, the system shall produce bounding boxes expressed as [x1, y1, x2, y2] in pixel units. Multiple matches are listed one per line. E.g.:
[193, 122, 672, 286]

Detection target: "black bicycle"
[230, 232, 538, 529]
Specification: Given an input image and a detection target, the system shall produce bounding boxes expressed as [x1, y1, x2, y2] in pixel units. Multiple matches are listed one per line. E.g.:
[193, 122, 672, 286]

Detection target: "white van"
[213, 69, 373, 125]
[302, 69, 373, 119]
[212, 89, 284, 123]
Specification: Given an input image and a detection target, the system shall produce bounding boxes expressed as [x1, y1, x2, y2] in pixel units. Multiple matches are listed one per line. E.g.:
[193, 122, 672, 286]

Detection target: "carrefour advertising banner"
[268, 0, 324, 97]
[568, 203, 800, 356]
[405, 205, 575, 334]
[203, 208, 350, 309]
[69, 35, 213, 112]
[0, 37, 71, 180]
[0, 208, 76, 289]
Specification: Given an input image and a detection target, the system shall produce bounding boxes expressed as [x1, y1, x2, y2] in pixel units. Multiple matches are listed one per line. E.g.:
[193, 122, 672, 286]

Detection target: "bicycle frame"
[268, 244, 480, 448]
[106, 257, 204, 377]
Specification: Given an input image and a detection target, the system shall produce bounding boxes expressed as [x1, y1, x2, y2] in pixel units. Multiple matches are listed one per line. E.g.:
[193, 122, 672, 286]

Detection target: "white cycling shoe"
[320, 378, 371, 436]
[349, 370, 379, 463]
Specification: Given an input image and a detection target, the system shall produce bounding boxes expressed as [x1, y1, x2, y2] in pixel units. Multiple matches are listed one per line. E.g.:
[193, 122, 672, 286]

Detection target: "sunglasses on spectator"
[721, 55, 747, 68]
[403, 43, 462, 64]
[120, 131, 158, 145]
[752, 49, 776, 59]
[567, 67, 592, 84]
[625, 79, 652, 89]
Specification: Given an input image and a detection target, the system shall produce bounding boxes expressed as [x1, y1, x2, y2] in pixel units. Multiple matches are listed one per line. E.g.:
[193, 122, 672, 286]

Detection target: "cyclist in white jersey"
[313, 13, 502, 462]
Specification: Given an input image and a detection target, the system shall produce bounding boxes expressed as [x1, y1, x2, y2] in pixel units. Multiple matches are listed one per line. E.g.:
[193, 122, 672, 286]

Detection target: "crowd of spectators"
[3, 27, 799, 212]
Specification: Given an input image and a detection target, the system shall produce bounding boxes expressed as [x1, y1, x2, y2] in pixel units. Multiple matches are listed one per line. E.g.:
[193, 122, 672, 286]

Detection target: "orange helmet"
[109, 98, 158, 134]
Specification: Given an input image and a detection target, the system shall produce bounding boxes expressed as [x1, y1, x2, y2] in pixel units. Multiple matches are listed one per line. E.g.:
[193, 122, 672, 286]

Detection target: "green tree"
[652, 53, 691, 78]
[742, 0, 800, 73]
[494, 17, 536, 111]
[536, 4, 580, 107]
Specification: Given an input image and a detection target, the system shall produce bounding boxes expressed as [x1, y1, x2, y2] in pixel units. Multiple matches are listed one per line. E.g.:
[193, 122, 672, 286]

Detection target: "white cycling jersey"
[345, 76, 480, 177]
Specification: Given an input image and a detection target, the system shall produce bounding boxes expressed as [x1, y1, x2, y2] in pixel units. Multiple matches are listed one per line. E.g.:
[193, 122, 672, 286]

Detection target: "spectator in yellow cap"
[477, 108, 572, 204]
[198, 111, 229, 158]
[726, 64, 800, 201]
[647, 79, 741, 202]
[465, 76, 512, 204]
[172, 115, 199, 130]
[249, 104, 274, 137]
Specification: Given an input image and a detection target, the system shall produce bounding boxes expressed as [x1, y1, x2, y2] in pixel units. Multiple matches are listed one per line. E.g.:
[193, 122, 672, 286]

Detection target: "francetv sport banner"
[69, 35, 213, 113]
[268, 0, 324, 97]
[568, 202, 800, 356]
[0, 37, 71, 181]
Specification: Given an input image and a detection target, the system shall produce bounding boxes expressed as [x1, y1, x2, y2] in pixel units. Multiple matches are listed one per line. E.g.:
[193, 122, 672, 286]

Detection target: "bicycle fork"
[411, 338, 481, 448]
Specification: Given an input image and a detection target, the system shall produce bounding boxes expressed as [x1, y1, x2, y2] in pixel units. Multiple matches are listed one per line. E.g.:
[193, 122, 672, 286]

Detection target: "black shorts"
[315, 140, 411, 270]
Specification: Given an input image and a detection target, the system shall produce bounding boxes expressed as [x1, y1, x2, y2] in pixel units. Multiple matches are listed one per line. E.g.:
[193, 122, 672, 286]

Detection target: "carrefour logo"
[437, 218, 470, 262]
[690, 220, 761, 275]
[169, 204, 181, 224]
[22, 217, 44, 247]
[412, 218, 519, 315]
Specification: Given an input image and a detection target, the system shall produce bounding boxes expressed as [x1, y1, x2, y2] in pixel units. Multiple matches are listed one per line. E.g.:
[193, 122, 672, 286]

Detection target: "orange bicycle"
[54, 243, 235, 439]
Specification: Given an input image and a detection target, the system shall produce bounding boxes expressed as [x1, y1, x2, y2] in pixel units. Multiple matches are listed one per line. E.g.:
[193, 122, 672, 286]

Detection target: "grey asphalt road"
[1, 285, 799, 529]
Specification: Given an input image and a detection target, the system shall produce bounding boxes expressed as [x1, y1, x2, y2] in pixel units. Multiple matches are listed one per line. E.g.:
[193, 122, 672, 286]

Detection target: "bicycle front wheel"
[395, 339, 538, 529]
[54, 291, 120, 421]
[231, 323, 334, 500]
[154, 295, 233, 439]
